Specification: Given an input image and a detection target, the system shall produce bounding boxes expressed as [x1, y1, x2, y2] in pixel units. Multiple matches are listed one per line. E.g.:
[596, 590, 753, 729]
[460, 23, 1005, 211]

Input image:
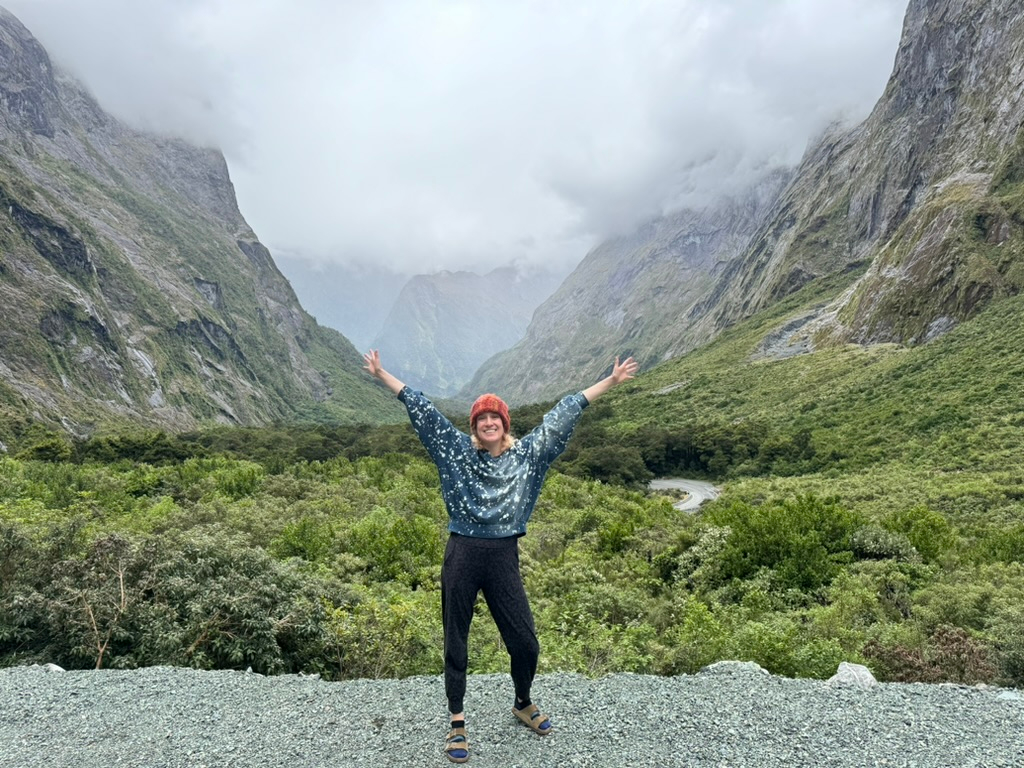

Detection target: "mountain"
[0, 6, 400, 439]
[463, 172, 791, 403]
[371, 265, 563, 397]
[689, 0, 1024, 351]
[273, 255, 407, 352]
[469, 0, 1024, 403]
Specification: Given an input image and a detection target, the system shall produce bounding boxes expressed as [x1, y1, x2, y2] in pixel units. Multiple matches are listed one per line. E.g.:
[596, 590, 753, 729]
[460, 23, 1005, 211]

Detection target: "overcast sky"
[8, 0, 907, 276]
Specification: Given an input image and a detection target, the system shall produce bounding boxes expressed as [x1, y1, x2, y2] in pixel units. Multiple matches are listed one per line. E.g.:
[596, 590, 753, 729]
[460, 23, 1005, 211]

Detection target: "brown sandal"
[444, 725, 470, 763]
[512, 703, 552, 735]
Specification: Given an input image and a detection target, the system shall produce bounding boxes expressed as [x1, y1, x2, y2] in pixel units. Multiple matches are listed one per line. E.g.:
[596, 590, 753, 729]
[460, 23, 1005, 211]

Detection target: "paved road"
[649, 477, 721, 511]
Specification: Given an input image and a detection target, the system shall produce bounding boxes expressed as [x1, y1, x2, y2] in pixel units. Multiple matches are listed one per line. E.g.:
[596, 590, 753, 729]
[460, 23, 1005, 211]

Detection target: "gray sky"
[8, 0, 907, 276]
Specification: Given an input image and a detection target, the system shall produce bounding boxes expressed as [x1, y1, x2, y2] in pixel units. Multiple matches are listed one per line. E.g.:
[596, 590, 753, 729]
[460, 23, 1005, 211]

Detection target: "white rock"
[828, 661, 877, 688]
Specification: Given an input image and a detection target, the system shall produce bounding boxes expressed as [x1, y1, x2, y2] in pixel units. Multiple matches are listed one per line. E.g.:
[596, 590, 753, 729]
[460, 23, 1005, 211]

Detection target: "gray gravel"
[2, 662, 1023, 767]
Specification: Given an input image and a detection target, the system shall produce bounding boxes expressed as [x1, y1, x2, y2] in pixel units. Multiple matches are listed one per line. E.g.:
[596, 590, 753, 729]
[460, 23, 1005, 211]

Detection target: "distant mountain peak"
[371, 264, 565, 397]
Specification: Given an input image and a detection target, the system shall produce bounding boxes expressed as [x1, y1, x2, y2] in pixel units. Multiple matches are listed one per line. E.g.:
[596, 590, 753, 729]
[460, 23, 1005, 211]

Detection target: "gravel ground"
[2, 662, 1023, 768]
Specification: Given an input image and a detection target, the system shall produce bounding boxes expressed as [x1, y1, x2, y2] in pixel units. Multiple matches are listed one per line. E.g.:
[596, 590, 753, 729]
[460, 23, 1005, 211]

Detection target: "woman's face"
[473, 411, 506, 450]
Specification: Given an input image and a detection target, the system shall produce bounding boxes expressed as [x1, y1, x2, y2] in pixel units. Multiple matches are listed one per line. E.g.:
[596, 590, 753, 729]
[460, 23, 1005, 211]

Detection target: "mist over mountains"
[272, 257, 566, 396]
[271, 256, 407, 352]
[369, 265, 564, 397]
[3, 0, 1024, 433]
[468, 0, 1024, 403]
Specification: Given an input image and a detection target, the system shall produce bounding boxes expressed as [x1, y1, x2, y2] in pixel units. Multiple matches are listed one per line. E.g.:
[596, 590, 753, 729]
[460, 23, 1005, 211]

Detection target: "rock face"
[693, 0, 1024, 351]
[0, 6, 398, 435]
[464, 172, 791, 404]
[470, 0, 1024, 403]
[372, 266, 562, 397]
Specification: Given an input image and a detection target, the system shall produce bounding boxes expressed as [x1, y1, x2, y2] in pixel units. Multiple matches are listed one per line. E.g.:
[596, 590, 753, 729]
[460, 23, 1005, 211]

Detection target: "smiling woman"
[469, 392, 512, 455]
[362, 347, 638, 762]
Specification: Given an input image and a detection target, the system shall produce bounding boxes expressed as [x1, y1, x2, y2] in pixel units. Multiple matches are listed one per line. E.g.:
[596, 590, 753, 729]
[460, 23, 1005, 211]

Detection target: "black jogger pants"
[441, 533, 539, 714]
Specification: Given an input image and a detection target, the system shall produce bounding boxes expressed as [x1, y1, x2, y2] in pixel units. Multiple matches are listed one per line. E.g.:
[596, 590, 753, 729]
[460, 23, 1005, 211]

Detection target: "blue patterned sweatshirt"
[398, 386, 589, 538]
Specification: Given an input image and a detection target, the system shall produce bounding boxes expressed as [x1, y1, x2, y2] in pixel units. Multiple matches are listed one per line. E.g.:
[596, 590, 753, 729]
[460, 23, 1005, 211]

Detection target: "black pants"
[441, 534, 540, 714]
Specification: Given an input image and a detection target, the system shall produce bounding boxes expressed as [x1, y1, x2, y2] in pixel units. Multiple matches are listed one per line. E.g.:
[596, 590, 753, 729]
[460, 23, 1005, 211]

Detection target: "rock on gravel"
[1, 662, 1022, 767]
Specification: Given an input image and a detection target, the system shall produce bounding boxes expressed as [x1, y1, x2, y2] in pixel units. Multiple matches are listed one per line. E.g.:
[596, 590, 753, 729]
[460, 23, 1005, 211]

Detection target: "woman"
[363, 350, 639, 763]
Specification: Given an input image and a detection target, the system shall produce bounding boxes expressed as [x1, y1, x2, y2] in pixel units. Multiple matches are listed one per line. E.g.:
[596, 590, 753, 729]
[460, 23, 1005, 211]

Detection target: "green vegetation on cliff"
[3, 284, 1024, 686]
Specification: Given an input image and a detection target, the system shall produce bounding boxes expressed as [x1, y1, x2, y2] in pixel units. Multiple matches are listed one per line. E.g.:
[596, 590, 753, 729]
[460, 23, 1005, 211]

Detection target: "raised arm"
[363, 349, 406, 396]
[581, 356, 639, 404]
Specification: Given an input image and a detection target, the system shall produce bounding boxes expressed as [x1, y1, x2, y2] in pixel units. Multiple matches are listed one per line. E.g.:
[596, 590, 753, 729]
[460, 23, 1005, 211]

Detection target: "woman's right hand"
[363, 349, 383, 378]
[363, 349, 406, 395]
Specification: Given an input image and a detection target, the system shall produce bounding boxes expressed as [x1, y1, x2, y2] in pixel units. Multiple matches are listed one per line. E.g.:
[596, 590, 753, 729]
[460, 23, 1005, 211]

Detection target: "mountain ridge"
[464, 170, 792, 404]
[0, 5, 400, 439]
[372, 264, 563, 397]
[692, 0, 1024, 352]
[466, 0, 1024, 404]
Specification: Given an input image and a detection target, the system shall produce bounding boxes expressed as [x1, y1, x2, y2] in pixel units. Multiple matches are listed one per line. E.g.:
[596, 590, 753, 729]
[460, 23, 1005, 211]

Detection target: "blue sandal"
[444, 724, 469, 763]
[512, 703, 552, 735]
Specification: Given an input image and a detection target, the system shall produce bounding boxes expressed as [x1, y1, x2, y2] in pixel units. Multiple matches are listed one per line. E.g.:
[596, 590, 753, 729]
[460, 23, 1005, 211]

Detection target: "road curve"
[649, 478, 721, 512]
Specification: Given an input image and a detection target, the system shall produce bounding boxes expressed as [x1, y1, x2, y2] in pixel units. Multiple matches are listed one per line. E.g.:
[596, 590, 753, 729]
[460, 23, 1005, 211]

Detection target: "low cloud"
[7, 0, 907, 274]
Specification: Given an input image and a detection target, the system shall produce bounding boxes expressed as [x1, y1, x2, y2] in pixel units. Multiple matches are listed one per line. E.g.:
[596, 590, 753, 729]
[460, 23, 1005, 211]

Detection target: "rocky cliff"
[0, 6, 399, 438]
[690, 0, 1024, 351]
[471, 0, 1024, 403]
[464, 171, 791, 403]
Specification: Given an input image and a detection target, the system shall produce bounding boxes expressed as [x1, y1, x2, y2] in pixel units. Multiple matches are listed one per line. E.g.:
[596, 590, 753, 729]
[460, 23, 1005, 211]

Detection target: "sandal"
[512, 703, 552, 736]
[444, 725, 470, 763]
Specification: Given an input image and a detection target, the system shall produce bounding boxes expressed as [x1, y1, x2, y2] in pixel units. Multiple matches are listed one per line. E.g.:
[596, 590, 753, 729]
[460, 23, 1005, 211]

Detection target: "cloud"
[5, 0, 907, 274]
[6, 0, 242, 148]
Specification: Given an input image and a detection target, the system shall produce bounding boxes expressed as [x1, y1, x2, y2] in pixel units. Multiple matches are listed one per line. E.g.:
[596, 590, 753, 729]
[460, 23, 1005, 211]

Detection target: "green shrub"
[792, 637, 850, 679]
[328, 585, 442, 678]
[702, 495, 862, 592]
[972, 523, 1024, 564]
[45, 533, 162, 669]
[989, 603, 1024, 686]
[151, 531, 336, 674]
[270, 515, 336, 563]
[563, 444, 653, 488]
[539, 613, 657, 676]
[658, 596, 728, 674]
[16, 436, 73, 463]
[346, 507, 443, 587]
[882, 505, 957, 563]
[849, 524, 919, 562]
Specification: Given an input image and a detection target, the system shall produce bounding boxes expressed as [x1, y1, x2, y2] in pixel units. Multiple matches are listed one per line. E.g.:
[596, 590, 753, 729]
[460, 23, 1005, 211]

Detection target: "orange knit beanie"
[470, 393, 510, 433]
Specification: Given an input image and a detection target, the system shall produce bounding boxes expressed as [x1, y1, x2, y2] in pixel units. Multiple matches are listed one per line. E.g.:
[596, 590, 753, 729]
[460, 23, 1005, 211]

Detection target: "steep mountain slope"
[604, 275, 1024, 480]
[471, 0, 1024, 404]
[690, 0, 1024, 351]
[0, 7, 399, 439]
[372, 265, 562, 397]
[464, 172, 791, 404]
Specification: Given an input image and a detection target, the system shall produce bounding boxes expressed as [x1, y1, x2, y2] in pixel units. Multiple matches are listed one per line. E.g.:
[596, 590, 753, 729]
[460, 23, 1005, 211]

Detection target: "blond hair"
[471, 428, 516, 453]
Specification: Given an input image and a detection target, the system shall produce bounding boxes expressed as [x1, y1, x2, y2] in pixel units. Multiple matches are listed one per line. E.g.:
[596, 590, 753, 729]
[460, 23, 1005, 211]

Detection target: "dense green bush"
[882, 505, 956, 563]
[346, 507, 443, 587]
[562, 444, 653, 488]
[0, 443, 1020, 686]
[329, 584, 442, 678]
[700, 495, 862, 592]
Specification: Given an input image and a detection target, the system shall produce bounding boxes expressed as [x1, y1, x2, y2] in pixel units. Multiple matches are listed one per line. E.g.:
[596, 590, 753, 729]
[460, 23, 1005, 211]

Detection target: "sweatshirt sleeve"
[524, 392, 589, 465]
[398, 386, 470, 463]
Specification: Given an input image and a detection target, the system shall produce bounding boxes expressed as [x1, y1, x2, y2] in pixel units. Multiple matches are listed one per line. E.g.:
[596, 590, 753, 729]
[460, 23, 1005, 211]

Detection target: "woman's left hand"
[611, 356, 640, 384]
